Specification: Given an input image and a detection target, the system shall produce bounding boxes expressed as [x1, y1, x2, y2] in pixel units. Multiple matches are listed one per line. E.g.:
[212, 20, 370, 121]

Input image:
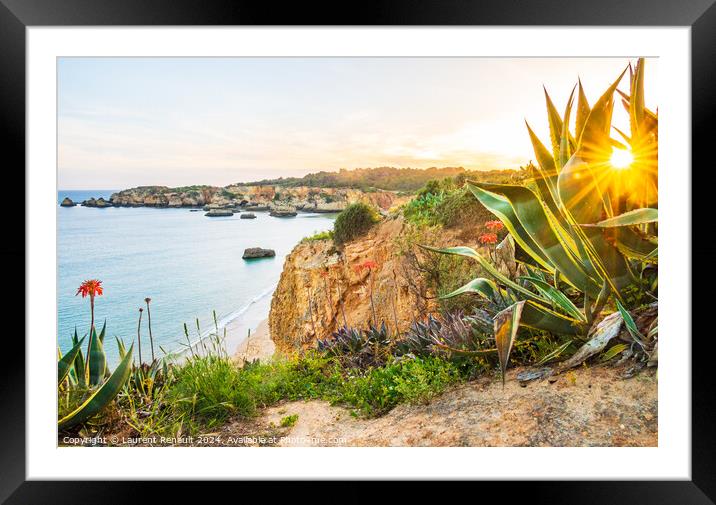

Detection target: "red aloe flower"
[478, 232, 499, 245]
[76, 279, 103, 298]
[76, 279, 103, 374]
[485, 220, 504, 232]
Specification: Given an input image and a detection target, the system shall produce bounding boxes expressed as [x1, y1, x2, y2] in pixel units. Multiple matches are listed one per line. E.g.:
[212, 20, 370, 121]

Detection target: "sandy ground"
[213, 365, 657, 447]
[230, 318, 276, 365]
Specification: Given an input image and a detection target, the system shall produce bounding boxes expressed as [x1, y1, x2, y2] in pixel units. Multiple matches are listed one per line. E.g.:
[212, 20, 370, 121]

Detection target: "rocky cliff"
[107, 184, 400, 212]
[268, 215, 510, 355]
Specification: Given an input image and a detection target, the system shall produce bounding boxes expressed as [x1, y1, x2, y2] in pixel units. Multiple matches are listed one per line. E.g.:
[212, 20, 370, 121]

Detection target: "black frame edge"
[3, 0, 714, 503]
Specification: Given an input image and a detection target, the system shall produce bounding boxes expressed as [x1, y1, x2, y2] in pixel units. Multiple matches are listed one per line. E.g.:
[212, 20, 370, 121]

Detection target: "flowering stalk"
[145, 297, 155, 362]
[137, 307, 144, 365]
[75, 279, 103, 376]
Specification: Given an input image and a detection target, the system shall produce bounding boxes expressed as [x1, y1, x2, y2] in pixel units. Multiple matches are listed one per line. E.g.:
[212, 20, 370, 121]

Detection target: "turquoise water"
[57, 190, 336, 366]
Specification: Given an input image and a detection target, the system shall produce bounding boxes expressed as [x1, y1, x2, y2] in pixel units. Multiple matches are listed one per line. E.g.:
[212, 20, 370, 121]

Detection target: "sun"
[610, 147, 634, 169]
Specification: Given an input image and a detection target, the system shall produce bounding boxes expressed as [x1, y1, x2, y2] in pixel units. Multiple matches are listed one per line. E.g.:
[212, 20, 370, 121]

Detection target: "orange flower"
[76, 279, 103, 298]
[353, 260, 378, 273]
[478, 232, 498, 245]
[485, 220, 504, 232]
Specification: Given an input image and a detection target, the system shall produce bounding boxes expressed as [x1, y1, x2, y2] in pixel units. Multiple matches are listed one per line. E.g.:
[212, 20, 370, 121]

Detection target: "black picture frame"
[3, 0, 712, 502]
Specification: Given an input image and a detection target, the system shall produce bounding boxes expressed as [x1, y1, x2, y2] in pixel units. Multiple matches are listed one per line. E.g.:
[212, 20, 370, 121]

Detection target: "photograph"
[56, 56, 659, 448]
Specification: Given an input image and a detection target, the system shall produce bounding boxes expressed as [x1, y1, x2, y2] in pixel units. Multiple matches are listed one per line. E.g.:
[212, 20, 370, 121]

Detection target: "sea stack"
[242, 247, 276, 259]
[205, 209, 234, 217]
[60, 197, 76, 207]
[269, 206, 298, 217]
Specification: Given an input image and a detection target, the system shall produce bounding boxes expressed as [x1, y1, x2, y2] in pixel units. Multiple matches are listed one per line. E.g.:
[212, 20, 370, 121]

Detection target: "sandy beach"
[228, 318, 276, 365]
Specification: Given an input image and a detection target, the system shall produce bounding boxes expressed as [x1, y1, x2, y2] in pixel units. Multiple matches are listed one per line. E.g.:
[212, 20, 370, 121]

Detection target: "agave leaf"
[88, 326, 107, 387]
[558, 311, 623, 370]
[630, 58, 645, 140]
[58, 344, 134, 431]
[544, 87, 566, 164]
[616, 299, 646, 346]
[58, 336, 85, 384]
[600, 343, 628, 362]
[73, 331, 87, 388]
[116, 337, 127, 360]
[98, 320, 107, 344]
[559, 86, 576, 168]
[468, 182, 602, 297]
[583, 208, 657, 228]
[579, 67, 627, 159]
[520, 300, 584, 335]
[440, 277, 500, 300]
[494, 301, 525, 385]
[518, 277, 587, 322]
[575, 78, 591, 143]
[466, 184, 552, 270]
[420, 245, 548, 304]
[535, 339, 573, 366]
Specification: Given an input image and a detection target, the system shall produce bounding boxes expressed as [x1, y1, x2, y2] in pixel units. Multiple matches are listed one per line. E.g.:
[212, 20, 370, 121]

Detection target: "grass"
[101, 349, 469, 439]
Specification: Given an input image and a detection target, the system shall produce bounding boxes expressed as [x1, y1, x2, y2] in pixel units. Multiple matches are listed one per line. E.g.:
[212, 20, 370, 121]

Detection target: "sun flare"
[610, 147, 634, 169]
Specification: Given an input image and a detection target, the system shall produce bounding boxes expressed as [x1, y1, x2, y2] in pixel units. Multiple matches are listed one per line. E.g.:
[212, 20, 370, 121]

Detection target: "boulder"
[60, 197, 76, 207]
[240, 213, 257, 219]
[95, 197, 112, 208]
[242, 247, 276, 259]
[269, 206, 298, 217]
[82, 198, 96, 207]
[244, 204, 269, 211]
[205, 209, 234, 217]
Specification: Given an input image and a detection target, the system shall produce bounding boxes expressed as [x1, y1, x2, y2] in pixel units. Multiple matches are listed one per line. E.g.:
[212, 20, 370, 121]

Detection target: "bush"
[332, 202, 380, 245]
[302, 230, 334, 243]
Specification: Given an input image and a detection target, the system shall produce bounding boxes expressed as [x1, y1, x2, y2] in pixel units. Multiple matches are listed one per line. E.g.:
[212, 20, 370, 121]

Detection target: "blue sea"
[57, 190, 336, 366]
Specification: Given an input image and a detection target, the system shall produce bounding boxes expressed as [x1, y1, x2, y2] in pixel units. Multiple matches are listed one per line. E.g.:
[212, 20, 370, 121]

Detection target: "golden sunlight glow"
[610, 147, 634, 169]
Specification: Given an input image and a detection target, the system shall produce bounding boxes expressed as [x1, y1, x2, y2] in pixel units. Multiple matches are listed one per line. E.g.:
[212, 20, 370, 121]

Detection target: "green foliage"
[58, 323, 134, 431]
[332, 203, 380, 245]
[430, 59, 658, 344]
[280, 414, 299, 427]
[244, 166, 521, 192]
[301, 230, 334, 243]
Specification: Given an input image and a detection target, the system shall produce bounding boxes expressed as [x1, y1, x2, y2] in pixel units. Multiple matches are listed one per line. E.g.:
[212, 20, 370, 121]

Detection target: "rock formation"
[242, 247, 276, 259]
[205, 209, 234, 217]
[240, 213, 257, 219]
[60, 197, 76, 207]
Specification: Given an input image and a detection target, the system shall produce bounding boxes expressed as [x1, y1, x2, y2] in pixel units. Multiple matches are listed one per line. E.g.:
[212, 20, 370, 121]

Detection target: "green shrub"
[280, 414, 299, 427]
[302, 230, 334, 243]
[336, 356, 462, 416]
[433, 187, 494, 228]
[332, 202, 380, 245]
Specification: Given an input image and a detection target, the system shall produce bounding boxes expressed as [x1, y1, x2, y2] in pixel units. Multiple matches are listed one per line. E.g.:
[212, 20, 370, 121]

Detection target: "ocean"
[57, 190, 336, 366]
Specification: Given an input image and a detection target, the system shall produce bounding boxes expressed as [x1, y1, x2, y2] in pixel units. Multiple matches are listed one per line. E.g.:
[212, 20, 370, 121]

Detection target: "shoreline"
[229, 318, 275, 365]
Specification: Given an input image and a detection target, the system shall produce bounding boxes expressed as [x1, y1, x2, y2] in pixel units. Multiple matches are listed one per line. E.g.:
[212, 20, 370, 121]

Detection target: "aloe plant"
[428, 58, 658, 339]
[58, 325, 134, 430]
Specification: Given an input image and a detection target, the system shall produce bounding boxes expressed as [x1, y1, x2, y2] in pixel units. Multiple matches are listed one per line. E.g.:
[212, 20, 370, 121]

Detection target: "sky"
[58, 57, 658, 189]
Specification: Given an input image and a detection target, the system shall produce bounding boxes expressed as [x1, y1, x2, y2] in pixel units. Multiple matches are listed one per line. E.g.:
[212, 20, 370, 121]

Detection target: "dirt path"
[215, 365, 657, 447]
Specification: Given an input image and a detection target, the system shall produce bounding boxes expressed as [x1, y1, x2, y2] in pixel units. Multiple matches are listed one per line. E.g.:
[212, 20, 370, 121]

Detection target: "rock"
[60, 197, 76, 207]
[189, 209, 200, 212]
[95, 197, 112, 208]
[240, 213, 257, 219]
[205, 209, 234, 217]
[242, 247, 276, 259]
[269, 207, 298, 217]
[82, 198, 96, 207]
[244, 204, 269, 211]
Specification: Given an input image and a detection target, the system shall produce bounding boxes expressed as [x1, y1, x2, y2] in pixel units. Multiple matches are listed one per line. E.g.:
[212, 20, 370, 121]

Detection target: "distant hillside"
[244, 166, 522, 193]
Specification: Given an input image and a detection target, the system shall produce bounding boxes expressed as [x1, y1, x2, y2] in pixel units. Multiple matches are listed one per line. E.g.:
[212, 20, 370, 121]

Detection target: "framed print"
[3, 0, 713, 502]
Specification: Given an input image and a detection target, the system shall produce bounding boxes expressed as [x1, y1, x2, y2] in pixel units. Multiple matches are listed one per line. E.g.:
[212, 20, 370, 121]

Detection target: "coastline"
[229, 318, 275, 365]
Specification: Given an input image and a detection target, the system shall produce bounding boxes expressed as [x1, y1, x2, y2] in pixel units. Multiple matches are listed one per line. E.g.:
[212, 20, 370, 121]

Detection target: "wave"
[168, 280, 277, 360]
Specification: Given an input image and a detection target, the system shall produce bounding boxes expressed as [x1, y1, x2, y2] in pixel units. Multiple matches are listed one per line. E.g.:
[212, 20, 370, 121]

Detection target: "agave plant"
[427, 58, 658, 340]
[316, 322, 392, 368]
[58, 325, 134, 430]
